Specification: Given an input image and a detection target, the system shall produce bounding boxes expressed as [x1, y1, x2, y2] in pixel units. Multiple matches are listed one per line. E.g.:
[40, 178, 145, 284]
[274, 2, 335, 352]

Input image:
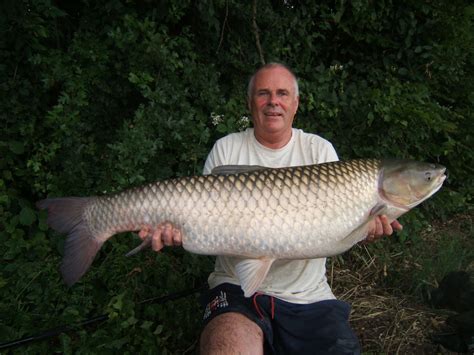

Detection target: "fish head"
[380, 159, 447, 210]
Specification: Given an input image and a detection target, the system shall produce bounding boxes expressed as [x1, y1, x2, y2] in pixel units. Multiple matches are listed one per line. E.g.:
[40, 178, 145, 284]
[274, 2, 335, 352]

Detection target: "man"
[139, 63, 402, 354]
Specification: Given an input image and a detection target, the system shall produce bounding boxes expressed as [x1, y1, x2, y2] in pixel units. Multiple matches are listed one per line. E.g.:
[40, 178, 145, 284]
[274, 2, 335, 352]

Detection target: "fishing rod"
[0, 283, 207, 351]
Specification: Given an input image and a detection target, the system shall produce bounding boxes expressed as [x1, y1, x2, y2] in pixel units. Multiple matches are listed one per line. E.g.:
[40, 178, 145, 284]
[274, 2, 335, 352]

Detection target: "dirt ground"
[330, 212, 473, 354]
[331, 259, 455, 353]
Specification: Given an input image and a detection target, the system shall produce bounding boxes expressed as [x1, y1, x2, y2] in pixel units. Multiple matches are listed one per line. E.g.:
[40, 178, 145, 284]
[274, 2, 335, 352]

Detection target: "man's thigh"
[200, 312, 264, 354]
[200, 283, 269, 353]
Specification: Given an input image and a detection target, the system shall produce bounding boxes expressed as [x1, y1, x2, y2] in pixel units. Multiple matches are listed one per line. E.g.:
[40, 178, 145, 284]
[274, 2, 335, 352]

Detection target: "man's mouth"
[264, 112, 282, 117]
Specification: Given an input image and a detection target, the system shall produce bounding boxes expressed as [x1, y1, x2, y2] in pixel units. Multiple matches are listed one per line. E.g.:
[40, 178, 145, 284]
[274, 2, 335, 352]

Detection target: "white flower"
[210, 112, 224, 126]
[329, 64, 344, 72]
[238, 115, 250, 130]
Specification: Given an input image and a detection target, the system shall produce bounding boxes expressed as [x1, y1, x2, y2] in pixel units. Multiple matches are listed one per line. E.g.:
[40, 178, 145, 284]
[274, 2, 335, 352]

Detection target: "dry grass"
[328, 211, 473, 354]
[329, 249, 450, 354]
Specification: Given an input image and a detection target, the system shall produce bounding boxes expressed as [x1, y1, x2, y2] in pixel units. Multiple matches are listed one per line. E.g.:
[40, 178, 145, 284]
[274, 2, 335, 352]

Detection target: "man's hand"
[138, 222, 182, 252]
[364, 215, 403, 243]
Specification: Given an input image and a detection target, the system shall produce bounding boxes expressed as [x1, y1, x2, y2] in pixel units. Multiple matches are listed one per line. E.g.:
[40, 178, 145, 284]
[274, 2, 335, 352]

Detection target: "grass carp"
[37, 159, 446, 296]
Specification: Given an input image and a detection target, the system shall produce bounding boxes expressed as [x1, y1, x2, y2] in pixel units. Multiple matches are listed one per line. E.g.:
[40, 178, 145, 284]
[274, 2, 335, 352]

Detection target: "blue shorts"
[201, 283, 360, 354]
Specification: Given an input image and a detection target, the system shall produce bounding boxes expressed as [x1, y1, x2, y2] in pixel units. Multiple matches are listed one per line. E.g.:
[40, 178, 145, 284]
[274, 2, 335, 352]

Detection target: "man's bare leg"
[200, 312, 264, 354]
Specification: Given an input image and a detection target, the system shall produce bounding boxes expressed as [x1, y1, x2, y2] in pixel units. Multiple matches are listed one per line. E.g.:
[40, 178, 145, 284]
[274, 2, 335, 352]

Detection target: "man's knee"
[200, 312, 264, 354]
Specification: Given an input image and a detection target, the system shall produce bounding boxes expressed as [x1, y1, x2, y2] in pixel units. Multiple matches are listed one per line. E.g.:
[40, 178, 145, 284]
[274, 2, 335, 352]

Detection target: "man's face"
[249, 66, 299, 136]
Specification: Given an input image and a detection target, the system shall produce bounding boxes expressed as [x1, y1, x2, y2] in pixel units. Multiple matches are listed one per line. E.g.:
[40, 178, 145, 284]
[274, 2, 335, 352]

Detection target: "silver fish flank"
[37, 159, 446, 296]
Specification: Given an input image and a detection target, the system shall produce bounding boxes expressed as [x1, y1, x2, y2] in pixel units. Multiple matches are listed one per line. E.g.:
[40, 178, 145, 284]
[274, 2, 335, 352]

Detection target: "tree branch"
[216, 0, 229, 54]
[252, 0, 265, 65]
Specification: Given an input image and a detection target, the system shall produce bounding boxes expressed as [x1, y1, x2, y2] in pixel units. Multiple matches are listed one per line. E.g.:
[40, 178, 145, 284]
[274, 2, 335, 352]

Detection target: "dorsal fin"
[212, 165, 268, 175]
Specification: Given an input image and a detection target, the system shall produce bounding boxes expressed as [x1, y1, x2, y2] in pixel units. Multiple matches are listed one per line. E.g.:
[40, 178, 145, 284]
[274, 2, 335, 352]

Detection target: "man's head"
[247, 63, 300, 146]
[247, 63, 299, 100]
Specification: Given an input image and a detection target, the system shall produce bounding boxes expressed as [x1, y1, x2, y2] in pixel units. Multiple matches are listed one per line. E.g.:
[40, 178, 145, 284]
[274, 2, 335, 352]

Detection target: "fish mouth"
[438, 170, 447, 186]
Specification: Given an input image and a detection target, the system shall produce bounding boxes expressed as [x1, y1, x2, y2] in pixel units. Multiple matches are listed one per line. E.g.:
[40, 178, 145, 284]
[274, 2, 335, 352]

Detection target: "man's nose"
[267, 93, 279, 106]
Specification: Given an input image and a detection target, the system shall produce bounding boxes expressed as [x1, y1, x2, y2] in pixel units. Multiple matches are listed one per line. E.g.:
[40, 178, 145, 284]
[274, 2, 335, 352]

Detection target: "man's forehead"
[254, 68, 296, 90]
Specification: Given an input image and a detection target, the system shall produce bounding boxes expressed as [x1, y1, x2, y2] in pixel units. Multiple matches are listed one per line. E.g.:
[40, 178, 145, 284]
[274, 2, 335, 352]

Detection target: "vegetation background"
[1, 0, 472, 353]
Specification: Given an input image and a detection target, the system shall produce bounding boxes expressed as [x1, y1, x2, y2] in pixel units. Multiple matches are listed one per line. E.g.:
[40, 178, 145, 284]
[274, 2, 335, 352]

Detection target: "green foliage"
[1, 0, 472, 352]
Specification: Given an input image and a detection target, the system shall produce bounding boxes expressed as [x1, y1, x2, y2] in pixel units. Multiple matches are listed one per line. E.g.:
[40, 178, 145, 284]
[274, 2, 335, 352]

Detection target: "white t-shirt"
[203, 128, 339, 304]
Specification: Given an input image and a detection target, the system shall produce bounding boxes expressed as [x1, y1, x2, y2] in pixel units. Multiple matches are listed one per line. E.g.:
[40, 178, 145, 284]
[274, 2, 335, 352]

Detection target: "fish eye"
[425, 172, 432, 181]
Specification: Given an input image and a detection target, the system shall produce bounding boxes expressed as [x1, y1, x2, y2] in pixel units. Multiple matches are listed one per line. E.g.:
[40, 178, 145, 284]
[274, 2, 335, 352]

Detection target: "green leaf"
[141, 320, 154, 330]
[153, 324, 164, 335]
[3, 170, 12, 180]
[19, 207, 36, 226]
[9, 141, 25, 155]
[0, 276, 7, 288]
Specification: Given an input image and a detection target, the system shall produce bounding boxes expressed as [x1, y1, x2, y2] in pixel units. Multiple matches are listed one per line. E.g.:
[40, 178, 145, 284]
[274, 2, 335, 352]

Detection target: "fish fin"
[370, 202, 387, 216]
[340, 220, 373, 246]
[340, 203, 388, 248]
[235, 257, 275, 297]
[125, 235, 152, 257]
[37, 197, 104, 286]
[212, 165, 268, 175]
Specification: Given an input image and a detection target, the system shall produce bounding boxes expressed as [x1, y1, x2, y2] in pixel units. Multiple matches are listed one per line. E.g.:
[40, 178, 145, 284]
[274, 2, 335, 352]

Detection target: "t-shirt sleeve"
[203, 147, 217, 175]
[320, 142, 339, 163]
[308, 134, 339, 164]
[203, 138, 227, 175]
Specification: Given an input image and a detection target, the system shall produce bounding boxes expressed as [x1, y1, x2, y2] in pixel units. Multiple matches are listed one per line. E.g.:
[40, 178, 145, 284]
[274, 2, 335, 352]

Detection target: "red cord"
[252, 292, 275, 320]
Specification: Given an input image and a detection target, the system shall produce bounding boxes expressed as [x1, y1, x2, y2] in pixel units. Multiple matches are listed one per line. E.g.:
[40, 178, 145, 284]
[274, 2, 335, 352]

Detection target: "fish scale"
[37, 158, 446, 296]
[92, 160, 365, 256]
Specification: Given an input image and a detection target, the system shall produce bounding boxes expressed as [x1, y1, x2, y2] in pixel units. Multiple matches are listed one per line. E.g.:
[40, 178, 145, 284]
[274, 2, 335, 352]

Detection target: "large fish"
[37, 159, 446, 296]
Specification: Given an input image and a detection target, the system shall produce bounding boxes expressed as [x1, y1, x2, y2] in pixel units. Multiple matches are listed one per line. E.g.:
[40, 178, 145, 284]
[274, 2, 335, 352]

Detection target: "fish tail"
[37, 197, 104, 286]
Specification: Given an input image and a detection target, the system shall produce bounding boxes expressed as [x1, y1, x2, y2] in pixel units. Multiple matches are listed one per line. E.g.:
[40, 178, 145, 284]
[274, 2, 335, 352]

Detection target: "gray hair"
[247, 62, 299, 100]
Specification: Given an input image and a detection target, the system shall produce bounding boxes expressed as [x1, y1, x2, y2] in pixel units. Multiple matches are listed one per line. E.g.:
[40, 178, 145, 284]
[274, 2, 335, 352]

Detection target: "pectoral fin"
[340, 220, 372, 246]
[340, 203, 388, 249]
[370, 202, 387, 216]
[235, 258, 275, 297]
